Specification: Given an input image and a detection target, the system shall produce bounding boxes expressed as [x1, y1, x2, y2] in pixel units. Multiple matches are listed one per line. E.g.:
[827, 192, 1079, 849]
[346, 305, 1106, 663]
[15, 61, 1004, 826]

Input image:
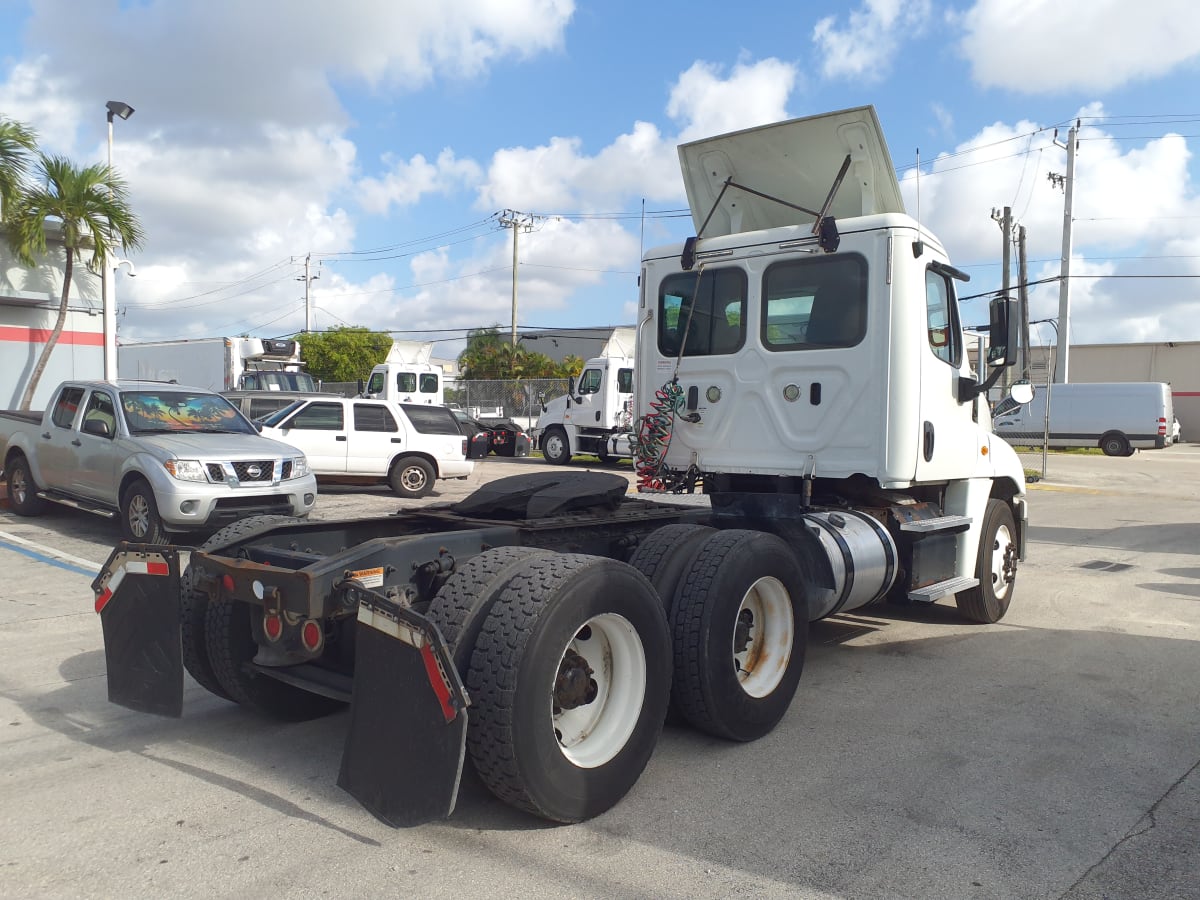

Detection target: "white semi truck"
[535, 348, 636, 464]
[91, 106, 1028, 829]
[361, 340, 445, 405]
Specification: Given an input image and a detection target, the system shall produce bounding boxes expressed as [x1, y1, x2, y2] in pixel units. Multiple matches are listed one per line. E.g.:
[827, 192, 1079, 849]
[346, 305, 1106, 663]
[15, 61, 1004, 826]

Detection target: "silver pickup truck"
[0, 380, 318, 542]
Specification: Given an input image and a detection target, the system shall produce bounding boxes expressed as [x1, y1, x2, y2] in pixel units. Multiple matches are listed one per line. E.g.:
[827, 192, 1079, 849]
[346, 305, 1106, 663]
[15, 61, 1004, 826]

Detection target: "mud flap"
[91, 545, 184, 717]
[338, 585, 469, 827]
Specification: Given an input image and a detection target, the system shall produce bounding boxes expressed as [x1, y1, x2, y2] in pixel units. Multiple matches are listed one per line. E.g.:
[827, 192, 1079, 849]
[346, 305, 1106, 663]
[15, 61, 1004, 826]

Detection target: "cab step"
[908, 575, 979, 603]
[898, 514, 972, 537]
[38, 490, 117, 519]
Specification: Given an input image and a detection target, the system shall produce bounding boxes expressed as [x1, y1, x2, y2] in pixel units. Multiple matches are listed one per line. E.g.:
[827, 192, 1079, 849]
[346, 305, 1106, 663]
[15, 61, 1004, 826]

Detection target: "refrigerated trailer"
[93, 106, 1029, 827]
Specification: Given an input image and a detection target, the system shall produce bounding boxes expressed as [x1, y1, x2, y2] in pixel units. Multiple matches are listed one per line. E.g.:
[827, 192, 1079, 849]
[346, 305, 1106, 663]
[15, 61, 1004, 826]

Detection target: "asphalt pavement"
[0, 448, 1198, 899]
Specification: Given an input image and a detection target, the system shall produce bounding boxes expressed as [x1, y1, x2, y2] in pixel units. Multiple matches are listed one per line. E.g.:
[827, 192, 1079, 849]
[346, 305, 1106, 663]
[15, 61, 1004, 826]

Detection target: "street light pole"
[102, 100, 134, 381]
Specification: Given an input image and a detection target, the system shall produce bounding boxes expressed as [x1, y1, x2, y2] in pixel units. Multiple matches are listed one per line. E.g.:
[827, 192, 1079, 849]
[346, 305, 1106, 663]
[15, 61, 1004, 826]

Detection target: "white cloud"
[357, 149, 483, 215]
[667, 59, 797, 142]
[812, 0, 932, 81]
[958, 0, 1200, 92]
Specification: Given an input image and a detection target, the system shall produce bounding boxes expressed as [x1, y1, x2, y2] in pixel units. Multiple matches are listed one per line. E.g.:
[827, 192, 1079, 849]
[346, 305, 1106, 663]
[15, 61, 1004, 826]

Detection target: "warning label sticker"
[349, 566, 385, 589]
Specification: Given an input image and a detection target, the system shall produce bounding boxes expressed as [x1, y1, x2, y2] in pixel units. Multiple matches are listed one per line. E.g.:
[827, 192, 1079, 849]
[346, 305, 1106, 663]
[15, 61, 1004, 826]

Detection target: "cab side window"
[578, 369, 603, 394]
[82, 391, 117, 437]
[51, 387, 85, 428]
[925, 269, 962, 366]
[419, 373, 439, 394]
[397, 373, 417, 393]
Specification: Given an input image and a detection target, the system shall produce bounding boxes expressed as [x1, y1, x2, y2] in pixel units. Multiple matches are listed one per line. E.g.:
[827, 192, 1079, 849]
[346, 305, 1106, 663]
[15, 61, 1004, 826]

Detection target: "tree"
[457, 327, 578, 380]
[0, 117, 37, 220]
[8, 154, 144, 409]
[296, 326, 392, 383]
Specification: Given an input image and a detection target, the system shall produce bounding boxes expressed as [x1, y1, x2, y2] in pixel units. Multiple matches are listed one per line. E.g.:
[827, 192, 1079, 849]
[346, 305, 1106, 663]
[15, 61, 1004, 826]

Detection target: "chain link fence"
[445, 378, 569, 429]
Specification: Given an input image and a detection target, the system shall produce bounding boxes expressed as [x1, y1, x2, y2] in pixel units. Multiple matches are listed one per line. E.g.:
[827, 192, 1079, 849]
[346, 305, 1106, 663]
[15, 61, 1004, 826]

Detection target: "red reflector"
[301, 620, 323, 651]
[221, 574, 235, 592]
[263, 614, 283, 641]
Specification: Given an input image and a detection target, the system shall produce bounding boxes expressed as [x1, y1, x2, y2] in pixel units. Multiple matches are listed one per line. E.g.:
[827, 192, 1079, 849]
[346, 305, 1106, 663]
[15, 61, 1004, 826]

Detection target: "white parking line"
[0, 529, 104, 571]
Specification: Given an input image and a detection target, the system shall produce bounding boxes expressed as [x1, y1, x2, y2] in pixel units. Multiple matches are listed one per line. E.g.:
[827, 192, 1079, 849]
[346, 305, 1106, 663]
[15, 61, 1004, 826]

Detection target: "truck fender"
[92, 544, 185, 717]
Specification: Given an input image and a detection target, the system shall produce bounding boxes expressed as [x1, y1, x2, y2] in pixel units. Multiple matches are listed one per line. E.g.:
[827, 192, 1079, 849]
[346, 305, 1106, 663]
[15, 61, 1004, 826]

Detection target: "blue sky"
[2, 0, 1200, 360]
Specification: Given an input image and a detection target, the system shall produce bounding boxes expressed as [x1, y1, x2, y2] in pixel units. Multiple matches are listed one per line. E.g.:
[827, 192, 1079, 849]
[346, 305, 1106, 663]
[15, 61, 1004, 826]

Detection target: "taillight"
[263, 613, 283, 642]
[221, 574, 235, 592]
[462, 438, 468, 456]
[1157, 417, 1167, 435]
[301, 619, 324, 652]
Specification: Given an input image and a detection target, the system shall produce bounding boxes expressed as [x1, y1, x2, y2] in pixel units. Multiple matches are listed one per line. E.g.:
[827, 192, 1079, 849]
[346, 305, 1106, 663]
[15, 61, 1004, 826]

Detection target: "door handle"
[336, 435, 347, 441]
[391, 438, 402, 443]
[923, 421, 935, 462]
[71, 439, 82, 446]
[42, 432, 51, 439]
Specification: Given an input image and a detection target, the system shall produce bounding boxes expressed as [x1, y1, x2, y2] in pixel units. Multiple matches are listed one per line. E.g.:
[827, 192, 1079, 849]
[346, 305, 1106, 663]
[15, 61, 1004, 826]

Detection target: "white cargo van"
[992, 382, 1174, 456]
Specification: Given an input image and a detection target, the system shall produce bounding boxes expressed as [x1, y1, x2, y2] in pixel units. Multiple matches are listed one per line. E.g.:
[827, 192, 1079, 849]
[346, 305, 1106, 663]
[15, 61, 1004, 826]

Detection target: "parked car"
[1, 380, 316, 542]
[1171, 417, 1182, 443]
[258, 397, 475, 498]
[451, 411, 531, 457]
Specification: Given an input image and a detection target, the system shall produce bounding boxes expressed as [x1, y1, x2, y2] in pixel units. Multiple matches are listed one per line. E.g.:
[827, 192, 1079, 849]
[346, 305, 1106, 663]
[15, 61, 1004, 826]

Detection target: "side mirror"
[986, 296, 1020, 368]
[1009, 381, 1035, 405]
[83, 418, 112, 438]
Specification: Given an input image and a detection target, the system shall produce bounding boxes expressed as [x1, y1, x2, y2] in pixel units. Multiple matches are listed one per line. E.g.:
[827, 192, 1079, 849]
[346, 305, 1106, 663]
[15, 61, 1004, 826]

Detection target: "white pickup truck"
[0, 380, 317, 542]
[256, 397, 476, 498]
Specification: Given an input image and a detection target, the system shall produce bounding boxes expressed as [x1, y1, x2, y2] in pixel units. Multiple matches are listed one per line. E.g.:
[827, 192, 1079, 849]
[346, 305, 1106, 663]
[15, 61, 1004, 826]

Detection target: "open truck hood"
[678, 105, 905, 238]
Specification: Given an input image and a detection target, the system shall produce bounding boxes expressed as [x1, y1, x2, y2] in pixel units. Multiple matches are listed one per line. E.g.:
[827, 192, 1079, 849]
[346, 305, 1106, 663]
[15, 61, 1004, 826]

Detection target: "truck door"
[279, 402, 349, 473]
[568, 366, 605, 428]
[36, 386, 86, 490]
[914, 267, 979, 481]
[72, 388, 123, 501]
[348, 402, 402, 474]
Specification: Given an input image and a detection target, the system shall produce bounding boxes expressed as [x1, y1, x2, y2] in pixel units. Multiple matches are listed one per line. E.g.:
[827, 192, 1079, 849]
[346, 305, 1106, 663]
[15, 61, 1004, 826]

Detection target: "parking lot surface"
[1, 449, 1198, 899]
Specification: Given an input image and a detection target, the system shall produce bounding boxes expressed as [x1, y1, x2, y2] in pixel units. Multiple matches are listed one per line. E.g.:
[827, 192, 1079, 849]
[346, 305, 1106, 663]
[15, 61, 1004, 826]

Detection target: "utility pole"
[1017, 224, 1031, 381]
[499, 210, 537, 345]
[991, 205, 1012, 392]
[296, 253, 320, 333]
[1050, 121, 1079, 383]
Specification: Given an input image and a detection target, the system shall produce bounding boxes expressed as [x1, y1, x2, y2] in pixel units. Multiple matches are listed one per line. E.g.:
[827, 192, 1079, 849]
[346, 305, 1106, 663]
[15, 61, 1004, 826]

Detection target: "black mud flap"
[338, 585, 469, 828]
[91, 544, 184, 717]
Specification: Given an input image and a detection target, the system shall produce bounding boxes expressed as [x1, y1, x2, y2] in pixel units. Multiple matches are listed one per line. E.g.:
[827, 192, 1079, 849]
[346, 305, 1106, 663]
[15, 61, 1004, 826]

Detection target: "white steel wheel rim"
[128, 495, 151, 538]
[545, 433, 564, 458]
[732, 576, 794, 698]
[551, 613, 646, 769]
[401, 466, 427, 491]
[989, 523, 1015, 601]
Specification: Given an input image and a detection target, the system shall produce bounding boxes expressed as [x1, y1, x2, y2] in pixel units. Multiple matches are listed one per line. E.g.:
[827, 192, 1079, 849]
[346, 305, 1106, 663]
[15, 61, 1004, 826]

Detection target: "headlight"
[164, 459, 207, 482]
[288, 456, 309, 479]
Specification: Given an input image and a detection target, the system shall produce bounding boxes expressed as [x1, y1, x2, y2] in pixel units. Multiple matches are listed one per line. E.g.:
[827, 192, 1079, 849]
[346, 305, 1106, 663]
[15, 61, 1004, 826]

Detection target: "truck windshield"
[120, 390, 256, 435]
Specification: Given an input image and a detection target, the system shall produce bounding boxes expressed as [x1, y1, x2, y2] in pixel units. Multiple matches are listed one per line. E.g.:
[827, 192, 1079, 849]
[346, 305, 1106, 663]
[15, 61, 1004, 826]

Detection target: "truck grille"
[206, 460, 280, 483]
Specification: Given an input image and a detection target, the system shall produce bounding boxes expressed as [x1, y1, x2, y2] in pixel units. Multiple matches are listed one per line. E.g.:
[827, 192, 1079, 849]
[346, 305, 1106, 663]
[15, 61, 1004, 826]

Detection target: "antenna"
[912, 148, 924, 258]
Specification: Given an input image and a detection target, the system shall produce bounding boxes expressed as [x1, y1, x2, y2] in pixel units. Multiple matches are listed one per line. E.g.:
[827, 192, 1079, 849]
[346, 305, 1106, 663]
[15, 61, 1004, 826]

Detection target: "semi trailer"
[92, 106, 1029, 828]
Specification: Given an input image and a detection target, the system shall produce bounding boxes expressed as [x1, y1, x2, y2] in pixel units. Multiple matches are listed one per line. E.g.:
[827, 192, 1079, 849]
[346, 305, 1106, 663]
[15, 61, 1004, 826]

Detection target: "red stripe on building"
[1174, 391, 1200, 397]
[0, 325, 104, 347]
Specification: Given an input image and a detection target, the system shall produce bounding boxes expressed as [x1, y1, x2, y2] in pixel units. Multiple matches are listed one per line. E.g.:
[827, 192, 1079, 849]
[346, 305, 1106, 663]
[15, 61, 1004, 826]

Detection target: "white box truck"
[118, 337, 318, 393]
[992, 381, 1174, 455]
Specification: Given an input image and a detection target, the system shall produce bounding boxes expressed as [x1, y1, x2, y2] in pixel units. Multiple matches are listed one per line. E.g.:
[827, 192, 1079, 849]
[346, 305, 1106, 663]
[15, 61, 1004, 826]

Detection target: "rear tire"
[541, 427, 571, 465]
[181, 515, 301, 701]
[671, 529, 808, 742]
[388, 456, 435, 498]
[466, 554, 670, 823]
[5, 453, 45, 516]
[1100, 432, 1130, 457]
[956, 500, 1017, 624]
[425, 546, 552, 679]
[120, 478, 168, 544]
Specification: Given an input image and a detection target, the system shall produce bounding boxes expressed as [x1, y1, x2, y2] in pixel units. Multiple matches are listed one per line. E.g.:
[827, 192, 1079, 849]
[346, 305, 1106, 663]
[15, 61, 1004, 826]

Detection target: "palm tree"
[8, 154, 144, 409]
[0, 116, 38, 220]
